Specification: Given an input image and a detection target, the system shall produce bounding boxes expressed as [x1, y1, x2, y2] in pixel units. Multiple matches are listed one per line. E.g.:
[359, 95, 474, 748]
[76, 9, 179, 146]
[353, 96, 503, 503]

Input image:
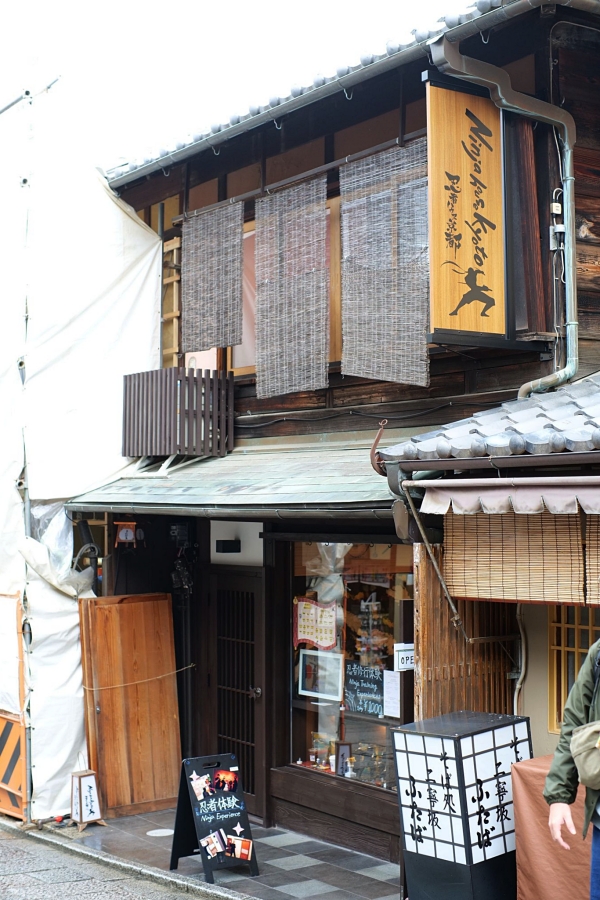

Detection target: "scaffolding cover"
[181, 202, 244, 352]
[255, 176, 329, 398]
[340, 138, 429, 386]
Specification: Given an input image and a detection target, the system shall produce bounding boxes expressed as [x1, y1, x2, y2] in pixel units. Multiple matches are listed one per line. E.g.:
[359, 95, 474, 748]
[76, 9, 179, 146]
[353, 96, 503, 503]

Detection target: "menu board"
[293, 596, 337, 650]
[170, 754, 259, 884]
[344, 662, 384, 717]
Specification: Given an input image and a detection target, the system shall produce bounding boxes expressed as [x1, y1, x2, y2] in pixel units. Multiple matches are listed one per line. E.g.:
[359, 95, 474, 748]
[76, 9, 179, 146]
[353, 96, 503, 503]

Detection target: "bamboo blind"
[339, 138, 429, 386]
[585, 516, 600, 605]
[181, 202, 244, 352]
[254, 176, 329, 398]
[443, 512, 585, 604]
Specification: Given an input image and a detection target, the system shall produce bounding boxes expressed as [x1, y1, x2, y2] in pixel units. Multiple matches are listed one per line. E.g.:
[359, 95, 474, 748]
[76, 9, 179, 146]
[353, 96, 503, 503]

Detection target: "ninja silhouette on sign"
[443, 262, 496, 318]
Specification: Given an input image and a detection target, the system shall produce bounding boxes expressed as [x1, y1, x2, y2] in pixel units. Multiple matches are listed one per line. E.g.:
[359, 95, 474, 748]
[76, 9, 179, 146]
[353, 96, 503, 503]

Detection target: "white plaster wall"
[520, 603, 559, 758]
[210, 521, 263, 566]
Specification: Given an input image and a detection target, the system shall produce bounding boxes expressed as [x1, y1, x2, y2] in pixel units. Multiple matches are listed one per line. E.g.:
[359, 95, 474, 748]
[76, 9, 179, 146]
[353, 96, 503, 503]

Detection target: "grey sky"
[2, 0, 468, 170]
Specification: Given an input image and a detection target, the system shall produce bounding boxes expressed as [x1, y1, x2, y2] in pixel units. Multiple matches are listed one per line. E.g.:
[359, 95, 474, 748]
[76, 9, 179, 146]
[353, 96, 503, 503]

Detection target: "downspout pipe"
[430, 33, 578, 399]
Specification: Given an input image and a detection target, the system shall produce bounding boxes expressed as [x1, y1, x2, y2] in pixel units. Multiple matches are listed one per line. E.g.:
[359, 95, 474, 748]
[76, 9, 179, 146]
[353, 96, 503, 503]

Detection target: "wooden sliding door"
[79, 592, 181, 817]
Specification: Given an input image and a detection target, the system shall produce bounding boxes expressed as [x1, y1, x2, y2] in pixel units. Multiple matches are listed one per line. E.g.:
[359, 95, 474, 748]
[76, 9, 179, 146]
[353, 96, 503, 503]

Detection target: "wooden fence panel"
[122, 368, 234, 459]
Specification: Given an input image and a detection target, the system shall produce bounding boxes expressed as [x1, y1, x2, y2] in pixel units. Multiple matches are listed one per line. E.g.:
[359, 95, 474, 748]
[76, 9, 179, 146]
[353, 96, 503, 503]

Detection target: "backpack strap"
[590, 647, 600, 716]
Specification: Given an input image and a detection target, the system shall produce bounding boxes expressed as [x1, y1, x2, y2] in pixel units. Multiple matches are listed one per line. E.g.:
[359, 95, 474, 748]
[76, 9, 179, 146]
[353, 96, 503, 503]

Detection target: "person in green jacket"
[544, 640, 600, 898]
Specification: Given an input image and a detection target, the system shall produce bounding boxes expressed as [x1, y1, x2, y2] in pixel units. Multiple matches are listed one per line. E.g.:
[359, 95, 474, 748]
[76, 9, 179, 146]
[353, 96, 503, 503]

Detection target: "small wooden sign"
[427, 84, 506, 338]
[170, 754, 259, 884]
[71, 769, 106, 832]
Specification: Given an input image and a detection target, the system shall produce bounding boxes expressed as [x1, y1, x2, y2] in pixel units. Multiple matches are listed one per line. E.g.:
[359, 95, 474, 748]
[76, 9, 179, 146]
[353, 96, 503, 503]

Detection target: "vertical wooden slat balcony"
[122, 368, 234, 459]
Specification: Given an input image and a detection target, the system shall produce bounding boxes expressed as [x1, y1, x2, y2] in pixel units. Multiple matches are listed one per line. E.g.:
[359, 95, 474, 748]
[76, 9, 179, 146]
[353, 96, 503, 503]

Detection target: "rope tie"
[83, 662, 195, 692]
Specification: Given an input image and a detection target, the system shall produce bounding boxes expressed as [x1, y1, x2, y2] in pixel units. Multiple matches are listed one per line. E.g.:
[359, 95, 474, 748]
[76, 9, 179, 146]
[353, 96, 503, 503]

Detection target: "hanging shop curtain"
[181, 202, 244, 352]
[339, 137, 429, 386]
[254, 176, 329, 399]
[443, 511, 585, 604]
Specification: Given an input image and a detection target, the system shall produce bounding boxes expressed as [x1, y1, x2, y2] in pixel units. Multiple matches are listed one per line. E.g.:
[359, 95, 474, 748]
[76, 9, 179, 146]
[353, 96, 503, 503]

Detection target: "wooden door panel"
[80, 592, 181, 817]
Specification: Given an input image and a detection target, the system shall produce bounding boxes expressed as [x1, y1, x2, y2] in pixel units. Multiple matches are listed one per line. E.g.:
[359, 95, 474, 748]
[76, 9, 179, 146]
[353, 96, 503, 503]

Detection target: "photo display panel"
[393, 713, 532, 867]
[170, 754, 259, 884]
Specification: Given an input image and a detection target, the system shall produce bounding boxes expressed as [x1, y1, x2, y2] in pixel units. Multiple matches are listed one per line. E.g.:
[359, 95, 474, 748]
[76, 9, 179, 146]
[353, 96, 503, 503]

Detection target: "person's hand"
[548, 802, 577, 849]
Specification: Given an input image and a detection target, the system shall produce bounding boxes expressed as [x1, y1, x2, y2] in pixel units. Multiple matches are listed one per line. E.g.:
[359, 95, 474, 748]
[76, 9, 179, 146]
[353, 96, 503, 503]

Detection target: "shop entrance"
[202, 568, 266, 819]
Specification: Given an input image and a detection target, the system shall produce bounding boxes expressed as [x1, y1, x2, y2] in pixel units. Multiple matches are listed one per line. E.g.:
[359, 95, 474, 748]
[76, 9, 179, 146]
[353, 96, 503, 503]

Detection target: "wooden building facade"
[68, 0, 600, 873]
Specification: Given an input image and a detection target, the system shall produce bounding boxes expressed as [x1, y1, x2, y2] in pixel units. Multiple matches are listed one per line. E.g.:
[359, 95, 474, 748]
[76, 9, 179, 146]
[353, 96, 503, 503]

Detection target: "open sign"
[394, 643, 415, 672]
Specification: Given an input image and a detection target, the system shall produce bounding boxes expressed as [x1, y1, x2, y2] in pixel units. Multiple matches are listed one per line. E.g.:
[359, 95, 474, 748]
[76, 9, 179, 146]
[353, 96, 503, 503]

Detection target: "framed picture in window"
[298, 649, 343, 702]
[335, 741, 352, 777]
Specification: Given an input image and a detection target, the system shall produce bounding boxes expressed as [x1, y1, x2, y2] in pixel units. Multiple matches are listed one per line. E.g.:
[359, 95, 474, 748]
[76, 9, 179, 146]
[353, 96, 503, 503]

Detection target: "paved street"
[0, 825, 236, 900]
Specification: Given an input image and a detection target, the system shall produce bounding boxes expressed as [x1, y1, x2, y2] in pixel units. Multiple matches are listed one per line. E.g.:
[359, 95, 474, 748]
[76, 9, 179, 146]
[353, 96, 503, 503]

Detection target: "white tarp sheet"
[0, 593, 21, 715]
[21, 531, 94, 818]
[0, 82, 161, 817]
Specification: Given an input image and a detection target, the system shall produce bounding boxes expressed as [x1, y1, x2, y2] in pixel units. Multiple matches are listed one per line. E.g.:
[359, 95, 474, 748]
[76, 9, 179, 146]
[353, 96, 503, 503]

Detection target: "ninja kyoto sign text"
[428, 86, 505, 336]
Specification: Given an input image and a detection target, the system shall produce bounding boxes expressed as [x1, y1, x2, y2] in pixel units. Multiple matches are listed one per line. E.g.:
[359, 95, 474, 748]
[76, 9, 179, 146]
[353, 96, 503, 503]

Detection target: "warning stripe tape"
[0, 717, 23, 815]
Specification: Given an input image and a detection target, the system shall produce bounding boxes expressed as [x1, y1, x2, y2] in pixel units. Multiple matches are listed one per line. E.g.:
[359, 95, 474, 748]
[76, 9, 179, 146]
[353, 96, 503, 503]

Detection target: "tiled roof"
[380, 375, 600, 464]
[104, 0, 501, 188]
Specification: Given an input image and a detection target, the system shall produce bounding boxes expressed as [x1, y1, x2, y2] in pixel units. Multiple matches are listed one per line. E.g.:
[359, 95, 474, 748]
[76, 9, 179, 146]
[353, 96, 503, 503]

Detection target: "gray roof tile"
[504, 407, 548, 424]
[382, 373, 600, 464]
[538, 403, 581, 421]
[536, 392, 574, 410]
[577, 403, 600, 420]
[544, 415, 587, 433]
[565, 382, 600, 400]
[505, 418, 550, 435]
[484, 434, 512, 456]
[564, 429, 596, 452]
[416, 438, 443, 460]
[449, 435, 476, 458]
[501, 397, 543, 413]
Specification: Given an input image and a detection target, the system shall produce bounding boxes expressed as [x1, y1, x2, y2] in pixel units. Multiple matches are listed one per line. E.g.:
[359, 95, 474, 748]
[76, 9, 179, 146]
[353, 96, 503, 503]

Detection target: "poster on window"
[298, 649, 344, 701]
[344, 662, 384, 717]
[293, 596, 337, 650]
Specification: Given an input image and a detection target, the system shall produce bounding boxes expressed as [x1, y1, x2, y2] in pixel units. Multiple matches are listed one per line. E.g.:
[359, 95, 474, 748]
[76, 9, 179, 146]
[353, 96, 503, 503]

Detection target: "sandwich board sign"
[170, 754, 259, 883]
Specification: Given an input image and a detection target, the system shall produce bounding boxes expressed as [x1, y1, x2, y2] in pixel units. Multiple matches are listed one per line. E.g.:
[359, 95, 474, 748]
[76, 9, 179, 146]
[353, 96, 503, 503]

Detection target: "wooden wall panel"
[413, 544, 516, 722]
[270, 766, 401, 863]
[79, 593, 181, 818]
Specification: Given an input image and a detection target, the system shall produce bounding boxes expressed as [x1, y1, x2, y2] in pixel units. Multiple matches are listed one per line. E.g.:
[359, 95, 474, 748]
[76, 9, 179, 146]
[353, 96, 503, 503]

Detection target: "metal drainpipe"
[22, 446, 33, 825]
[158, 202, 165, 366]
[430, 33, 578, 398]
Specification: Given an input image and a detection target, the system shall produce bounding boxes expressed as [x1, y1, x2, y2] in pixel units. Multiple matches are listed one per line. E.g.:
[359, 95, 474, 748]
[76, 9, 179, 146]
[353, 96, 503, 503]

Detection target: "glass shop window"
[291, 541, 414, 790]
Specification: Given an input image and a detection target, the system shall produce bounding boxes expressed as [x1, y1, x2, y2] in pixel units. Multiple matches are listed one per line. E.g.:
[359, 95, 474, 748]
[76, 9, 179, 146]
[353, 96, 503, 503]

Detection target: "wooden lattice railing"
[122, 368, 234, 458]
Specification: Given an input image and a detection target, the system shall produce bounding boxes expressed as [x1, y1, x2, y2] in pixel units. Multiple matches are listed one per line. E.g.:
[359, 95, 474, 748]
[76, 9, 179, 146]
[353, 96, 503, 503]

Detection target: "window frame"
[548, 604, 600, 733]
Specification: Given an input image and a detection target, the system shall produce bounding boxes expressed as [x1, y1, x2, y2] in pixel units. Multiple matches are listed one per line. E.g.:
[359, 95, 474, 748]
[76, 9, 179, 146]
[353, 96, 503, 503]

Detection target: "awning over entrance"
[66, 446, 394, 519]
[405, 476, 600, 515]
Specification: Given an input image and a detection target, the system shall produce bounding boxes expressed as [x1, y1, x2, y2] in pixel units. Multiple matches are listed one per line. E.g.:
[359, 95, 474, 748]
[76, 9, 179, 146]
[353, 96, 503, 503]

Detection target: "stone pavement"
[0, 823, 241, 900]
[0, 811, 402, 900]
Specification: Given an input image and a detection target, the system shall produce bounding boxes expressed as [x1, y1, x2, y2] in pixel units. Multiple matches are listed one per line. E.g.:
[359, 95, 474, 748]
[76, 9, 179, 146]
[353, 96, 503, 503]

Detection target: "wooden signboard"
[427, 84, 506, 339]
[170, 754, 259, 884]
